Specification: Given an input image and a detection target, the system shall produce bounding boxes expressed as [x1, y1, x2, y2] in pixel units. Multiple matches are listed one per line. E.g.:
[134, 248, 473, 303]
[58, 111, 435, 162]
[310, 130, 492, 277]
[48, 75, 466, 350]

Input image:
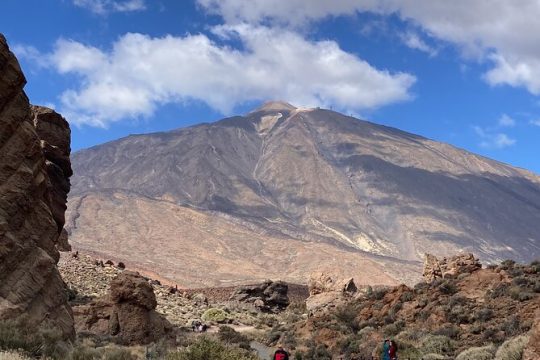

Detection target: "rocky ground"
[58, 252, 308, 329]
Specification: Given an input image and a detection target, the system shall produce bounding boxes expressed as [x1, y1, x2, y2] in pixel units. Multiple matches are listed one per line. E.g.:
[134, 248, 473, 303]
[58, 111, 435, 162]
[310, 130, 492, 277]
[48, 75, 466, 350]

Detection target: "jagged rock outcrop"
[0, 34, 74, 338]
[306, 272, 358, 312]
[74, 271, 173, 345]
[423, 253, 481, 282]
[229, 280, 289, 313]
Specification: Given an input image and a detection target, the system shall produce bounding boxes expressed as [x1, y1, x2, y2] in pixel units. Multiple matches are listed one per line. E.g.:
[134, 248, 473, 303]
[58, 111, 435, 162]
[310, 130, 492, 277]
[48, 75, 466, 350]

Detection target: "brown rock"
[422, 253, 481, 282]
[523, 312, 540, 360]
[229, 280, 289, 312]
[74, 271, 172, 345]
[0, 34, 74, 339]
[306, 272, 358, 312]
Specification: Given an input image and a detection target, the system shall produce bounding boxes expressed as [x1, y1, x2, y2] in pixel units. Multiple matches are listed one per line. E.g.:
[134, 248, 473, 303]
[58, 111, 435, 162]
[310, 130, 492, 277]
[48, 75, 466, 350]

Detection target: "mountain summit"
[66, 103, 540, 286]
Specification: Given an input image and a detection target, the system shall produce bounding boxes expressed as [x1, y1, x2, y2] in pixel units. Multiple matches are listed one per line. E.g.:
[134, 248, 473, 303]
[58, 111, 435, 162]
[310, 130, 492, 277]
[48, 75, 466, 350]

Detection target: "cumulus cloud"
[530, 119, 540, 127]
[73, 0, 146, 14]
[31, 26, 414, 127]
[197, 0, 540, 96]
[400, 31, 437, 57]
[498, 114, 516, 128]
[473, 126, 516, 149]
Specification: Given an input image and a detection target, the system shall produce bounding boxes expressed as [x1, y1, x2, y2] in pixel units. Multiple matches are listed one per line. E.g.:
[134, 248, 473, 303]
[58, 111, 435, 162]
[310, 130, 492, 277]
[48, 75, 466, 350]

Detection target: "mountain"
[66, 101, 540, 287]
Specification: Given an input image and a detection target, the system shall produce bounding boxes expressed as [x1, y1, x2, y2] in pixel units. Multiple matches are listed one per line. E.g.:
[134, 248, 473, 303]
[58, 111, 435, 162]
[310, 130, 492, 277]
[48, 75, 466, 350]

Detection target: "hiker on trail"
[273, 345, 289, 360]
[382, 339, 390, 360]
[389, 340, 397, 360]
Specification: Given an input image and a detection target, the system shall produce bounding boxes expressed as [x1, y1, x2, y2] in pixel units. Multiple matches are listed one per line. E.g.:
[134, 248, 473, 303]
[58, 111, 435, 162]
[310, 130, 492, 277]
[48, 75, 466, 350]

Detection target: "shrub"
[420, 335, 455, 355]
[433, 325, 460, 339]
[534, 281, 540, 293]
[370, 288, 388, 300]
[357, 326, 375, 339]
[422, 354, 446, 360]
[383, 321, 404, 337]
[400, 291, 414, 302]
[100, 347, 136, 360]
[474, 308, 494, 322]
[166, 338, 258, 360]
[0, 351, 30, 360]
[455, 345, 495, 360]
[447, 305, 470, 324]
[494, 335, 529, 360]
[489, 283, 510, 299]
[448, 295, 468, 307]
[334, 303, 360, 332]
[218, 326, 251, 349]
[439, 280, 458, 295]
[296, 344, 331, 360]
[500, 260, 516, 270]
[512, 276, 530, 287]
[0, 317, 69, 359]
[201, 308, 229, 323]
[501, 316, 521, 337]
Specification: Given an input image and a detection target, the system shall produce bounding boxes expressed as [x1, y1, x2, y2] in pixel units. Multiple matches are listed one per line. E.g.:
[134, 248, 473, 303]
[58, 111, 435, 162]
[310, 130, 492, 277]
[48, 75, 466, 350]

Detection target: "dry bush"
[455, 345, 495, 360]
[494, 335, 529, 360]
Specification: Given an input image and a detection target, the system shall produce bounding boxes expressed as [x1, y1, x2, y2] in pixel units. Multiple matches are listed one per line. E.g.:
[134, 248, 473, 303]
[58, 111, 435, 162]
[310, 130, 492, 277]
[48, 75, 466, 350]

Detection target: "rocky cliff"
[0, 34, 74, 338]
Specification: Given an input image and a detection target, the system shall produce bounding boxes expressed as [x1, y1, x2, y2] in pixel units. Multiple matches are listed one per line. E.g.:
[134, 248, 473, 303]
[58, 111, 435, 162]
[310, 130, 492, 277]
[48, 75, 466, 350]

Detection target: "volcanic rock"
[306, 273, 358, 313]
[229, 280, 289, 313]
[0, 34, 74, 338]
[423, 253, 481, 282]
[74, 271, 172, 345]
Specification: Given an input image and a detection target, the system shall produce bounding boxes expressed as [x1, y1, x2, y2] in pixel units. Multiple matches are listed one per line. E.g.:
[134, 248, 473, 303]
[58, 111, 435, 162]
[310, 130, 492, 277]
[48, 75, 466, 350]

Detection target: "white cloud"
[197, 0, 540, 96]
[498, 114, 516, 127]
[30, 26, 414, 127]
[530, 119, 540, 127]
[73, 0, 146, 14]
[400, 31, 437, 57]
[473, 126, 516, 149]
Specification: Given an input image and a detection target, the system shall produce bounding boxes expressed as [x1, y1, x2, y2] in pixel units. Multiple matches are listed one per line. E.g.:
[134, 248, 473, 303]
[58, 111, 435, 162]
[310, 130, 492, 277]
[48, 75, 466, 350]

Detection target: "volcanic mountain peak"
[252, 100, 298, 113]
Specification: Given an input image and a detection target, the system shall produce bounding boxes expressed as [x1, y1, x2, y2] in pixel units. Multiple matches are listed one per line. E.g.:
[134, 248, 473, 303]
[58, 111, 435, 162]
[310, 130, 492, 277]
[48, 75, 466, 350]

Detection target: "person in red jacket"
[389, 340, 397, 360]
[273, 345, 289, 360]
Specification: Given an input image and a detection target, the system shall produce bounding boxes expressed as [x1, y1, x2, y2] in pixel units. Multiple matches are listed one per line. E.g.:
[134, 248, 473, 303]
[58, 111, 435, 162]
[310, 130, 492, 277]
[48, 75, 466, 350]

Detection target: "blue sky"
[2, 0, 540, 173]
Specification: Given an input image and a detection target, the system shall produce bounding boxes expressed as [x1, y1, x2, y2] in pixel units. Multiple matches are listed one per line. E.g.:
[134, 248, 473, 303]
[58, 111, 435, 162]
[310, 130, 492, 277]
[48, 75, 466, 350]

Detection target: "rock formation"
[229, 280, 289, 313]
[0, 34, 74, 338]
[74, 271, 172, 345]
[306, 272, 358, 312]
[523, 312, 540, 360]
[423, 253, 481, 282]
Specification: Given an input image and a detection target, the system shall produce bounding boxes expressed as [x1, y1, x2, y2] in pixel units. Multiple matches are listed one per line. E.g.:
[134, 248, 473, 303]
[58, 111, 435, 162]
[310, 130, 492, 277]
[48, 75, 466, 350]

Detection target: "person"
[389, 340, 397, 360]
[273, 345, 289, 360]
[382, 339, 390, 360]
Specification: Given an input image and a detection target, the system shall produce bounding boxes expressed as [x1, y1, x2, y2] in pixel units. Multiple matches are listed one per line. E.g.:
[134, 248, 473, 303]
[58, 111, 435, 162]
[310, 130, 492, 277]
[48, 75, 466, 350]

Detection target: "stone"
[423, 253, 481, 282]
[74, 271, 173, 345]
[306, 272, 358, 313]
[0, 33, 74, 339]
[229, 280, 289, 313]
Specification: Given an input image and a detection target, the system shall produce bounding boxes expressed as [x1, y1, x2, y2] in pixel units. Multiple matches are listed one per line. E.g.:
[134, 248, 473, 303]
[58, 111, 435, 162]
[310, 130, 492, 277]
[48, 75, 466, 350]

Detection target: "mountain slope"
[67, 102, 540, 286]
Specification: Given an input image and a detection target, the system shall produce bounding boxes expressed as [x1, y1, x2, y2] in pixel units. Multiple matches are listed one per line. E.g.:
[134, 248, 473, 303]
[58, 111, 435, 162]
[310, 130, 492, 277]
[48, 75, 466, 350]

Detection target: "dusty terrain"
[67, 101, 540, 286]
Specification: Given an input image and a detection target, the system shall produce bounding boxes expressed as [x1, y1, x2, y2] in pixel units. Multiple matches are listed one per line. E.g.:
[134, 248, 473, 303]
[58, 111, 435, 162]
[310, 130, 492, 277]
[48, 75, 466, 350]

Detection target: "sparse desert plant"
[68, 344, 101, 360]
[100, 346, 136, 360]
[455, 345, 495, 360]
[438, 280, 458, 295]
[0, 351, 31, 360]
[500, 260, 516, 270]
[500, 316, 521, 337]
[201, 308, 229, 323]
[420, 335, 455, 356]
[433, 324, 461, 339]
[421, 354, 446, 360]
[494, 335, 529, 360]
[218, 326, 251, 349]
[166, 337, 258, 360]
[474, 307, 494, 322]
[334, 303, 360, 332]
[357, 326, 375, 339]
[383, 320, 404, 337]
[512, 276, 530, 287]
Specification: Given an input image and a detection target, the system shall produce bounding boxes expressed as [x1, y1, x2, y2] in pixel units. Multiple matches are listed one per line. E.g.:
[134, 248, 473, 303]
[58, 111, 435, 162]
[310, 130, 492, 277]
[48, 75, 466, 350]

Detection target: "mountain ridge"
[66, 103, 540, 286]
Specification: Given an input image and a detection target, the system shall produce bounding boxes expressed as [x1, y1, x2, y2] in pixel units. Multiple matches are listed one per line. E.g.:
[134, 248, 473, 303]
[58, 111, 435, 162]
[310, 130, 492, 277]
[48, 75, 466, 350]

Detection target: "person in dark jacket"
[381, 339, 390, 360]
[389, 340, 397, 360]
[273, 345, 289, 360]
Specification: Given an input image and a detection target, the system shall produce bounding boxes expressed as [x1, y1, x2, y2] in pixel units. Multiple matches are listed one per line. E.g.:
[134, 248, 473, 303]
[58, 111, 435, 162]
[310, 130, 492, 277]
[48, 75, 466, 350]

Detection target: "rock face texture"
[306, 273, 358, 312]
[0, 34, 74, 338]
[66, 100, 540, 286]
[74, 271, 172, 345]
[229, 280, 289, 313]
[422, 253, 482, 282]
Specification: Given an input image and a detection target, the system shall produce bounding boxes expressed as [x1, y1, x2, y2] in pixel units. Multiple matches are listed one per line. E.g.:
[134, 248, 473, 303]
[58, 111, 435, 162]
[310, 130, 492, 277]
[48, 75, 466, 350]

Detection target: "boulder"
[229, 280, 289, 312]
[0, 34, 74, 339]
[306, 272, 357, 312]
[423, 253, 481, 282]
[74, 271, 173, 345]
